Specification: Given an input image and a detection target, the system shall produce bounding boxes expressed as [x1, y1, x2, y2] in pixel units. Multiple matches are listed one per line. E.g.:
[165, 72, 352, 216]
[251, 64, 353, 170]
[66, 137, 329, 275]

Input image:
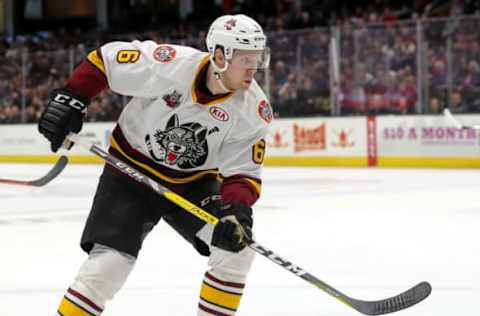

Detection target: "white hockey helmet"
[206, 14, 270, 70]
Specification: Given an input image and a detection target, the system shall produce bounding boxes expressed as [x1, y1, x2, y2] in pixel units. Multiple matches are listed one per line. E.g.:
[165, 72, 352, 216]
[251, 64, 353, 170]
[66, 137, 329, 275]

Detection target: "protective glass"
[229, 48, 271, 70]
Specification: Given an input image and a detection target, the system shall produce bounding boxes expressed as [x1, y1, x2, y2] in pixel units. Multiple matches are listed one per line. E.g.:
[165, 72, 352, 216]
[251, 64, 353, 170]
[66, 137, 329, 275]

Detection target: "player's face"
[224, 50, 269, 90]
[223, 59, 257, 90]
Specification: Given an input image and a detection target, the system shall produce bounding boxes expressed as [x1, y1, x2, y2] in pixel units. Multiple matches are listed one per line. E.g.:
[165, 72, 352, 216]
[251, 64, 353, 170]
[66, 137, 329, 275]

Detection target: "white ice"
[0, 163, 479, 316]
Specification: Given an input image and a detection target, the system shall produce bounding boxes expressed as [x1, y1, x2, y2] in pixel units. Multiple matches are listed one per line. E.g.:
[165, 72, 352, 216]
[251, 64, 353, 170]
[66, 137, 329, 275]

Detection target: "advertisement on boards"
[0, 123, 114, 156]
[267, 117, 366, 157]
[377, 115, 480, 157]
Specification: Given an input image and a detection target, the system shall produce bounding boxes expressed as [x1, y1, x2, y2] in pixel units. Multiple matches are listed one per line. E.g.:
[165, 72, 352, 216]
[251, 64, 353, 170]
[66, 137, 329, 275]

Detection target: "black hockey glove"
[38, 88, 88, 152]
[212, 202, 253, 253]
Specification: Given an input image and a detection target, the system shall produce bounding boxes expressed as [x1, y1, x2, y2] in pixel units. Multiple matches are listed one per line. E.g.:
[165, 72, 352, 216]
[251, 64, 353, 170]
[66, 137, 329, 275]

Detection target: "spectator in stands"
[339, 77, 367, 115]
[397, 75, 417, 113]
[466, 40, 480, 62]
[460, 60, 480, 102]
[429, 58, 448, 102]
[297, 74, 330, 116]
[429, 96, 443, 113]
[277, 73, 298, 116]
[0, 104, 21, 123]
[449, 90, 470, 113]
[273, 60, 289, 87]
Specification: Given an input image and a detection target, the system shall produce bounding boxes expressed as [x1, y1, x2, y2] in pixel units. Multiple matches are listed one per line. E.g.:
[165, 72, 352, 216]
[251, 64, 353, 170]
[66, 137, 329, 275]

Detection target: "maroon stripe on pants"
[205, 272, 245, 289]
[67, 288, 103, 313]
[198, 303, 232, 316]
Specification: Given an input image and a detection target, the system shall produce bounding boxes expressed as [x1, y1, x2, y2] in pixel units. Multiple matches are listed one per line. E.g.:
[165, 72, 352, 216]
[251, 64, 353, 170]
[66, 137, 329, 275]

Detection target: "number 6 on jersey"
[252, 139, 266, 164]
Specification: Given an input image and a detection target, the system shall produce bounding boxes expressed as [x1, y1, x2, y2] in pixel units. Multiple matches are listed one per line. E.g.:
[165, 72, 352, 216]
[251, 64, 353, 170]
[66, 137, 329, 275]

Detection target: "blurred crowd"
[1, 0, 480, 124]
[338, 15, 480, 116]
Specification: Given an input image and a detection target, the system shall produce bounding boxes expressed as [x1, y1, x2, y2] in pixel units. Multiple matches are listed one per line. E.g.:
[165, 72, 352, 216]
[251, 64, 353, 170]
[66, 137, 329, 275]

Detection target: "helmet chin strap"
[209, 55, 232, 94]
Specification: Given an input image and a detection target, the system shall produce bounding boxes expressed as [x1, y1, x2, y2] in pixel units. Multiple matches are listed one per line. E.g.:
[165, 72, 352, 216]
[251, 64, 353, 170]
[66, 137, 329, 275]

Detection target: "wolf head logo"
[145, 114, 208, 169]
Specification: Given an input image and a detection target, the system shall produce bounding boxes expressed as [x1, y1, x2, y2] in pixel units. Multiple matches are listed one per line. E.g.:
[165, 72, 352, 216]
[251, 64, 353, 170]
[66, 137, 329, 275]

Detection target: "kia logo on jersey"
[209, 106, 230, 122]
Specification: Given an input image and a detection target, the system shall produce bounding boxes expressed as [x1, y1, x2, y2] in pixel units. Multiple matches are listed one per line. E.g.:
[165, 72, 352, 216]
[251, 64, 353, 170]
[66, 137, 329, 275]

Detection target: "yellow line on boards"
[378, 157, 480, 168]
[2, 155, 480, 168]
[0, 155, 103, 164]
[265, 156, 367, 167]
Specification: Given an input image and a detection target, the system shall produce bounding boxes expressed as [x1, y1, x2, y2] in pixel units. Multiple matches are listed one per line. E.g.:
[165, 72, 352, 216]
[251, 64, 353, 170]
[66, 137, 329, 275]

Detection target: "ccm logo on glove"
[53, 93, 88, 113]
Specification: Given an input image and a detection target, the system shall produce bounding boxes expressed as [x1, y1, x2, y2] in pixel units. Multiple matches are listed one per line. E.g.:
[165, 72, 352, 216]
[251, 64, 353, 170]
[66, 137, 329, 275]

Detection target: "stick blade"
[352, 282, 432, 315]
[30, 155, 69, 186]
[0, 155, 68, 187]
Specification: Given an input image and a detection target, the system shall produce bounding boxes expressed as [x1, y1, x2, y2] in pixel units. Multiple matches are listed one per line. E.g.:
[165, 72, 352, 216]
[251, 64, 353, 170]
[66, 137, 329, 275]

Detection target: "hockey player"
[38, 14, 272, 316]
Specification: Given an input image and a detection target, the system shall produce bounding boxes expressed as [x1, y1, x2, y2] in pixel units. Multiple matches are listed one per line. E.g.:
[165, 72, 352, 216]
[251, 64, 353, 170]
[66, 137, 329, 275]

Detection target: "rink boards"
[1, 114, 480, 168]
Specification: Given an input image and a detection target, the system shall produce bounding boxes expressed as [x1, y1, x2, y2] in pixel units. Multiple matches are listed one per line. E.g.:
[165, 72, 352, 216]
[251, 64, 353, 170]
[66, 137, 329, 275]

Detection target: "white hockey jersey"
[86, 41, 273, 195]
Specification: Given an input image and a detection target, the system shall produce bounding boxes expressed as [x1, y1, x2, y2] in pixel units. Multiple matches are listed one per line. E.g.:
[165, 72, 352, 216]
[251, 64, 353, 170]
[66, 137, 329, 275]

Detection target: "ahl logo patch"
[209, 106, 230, 122]
[257, 100, 273, 123]
[162, 90, 182, 108]
[154, 45, 176, 63]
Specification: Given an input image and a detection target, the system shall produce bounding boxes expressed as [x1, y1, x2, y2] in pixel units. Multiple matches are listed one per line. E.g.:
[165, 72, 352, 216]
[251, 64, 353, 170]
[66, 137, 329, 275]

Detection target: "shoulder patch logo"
[209, 106, 230, 122]
[162, 90, 182, 108]
[154, 45, 176, 63]
[257, 100, 273, 123]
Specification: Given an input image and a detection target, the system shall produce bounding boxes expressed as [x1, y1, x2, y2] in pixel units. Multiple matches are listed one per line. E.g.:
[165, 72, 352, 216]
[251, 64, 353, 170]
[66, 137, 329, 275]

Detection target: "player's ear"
[214, 47, 226, 68]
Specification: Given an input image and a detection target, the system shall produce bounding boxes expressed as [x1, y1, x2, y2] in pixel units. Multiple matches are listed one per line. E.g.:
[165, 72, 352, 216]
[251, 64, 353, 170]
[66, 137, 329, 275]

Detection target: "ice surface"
[0, 163, 479, 315]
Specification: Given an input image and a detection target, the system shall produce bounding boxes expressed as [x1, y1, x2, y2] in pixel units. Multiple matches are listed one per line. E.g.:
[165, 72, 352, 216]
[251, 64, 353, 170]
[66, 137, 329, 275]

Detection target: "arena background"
[1, 0, 480, 167]
[1, 2, 480, 316]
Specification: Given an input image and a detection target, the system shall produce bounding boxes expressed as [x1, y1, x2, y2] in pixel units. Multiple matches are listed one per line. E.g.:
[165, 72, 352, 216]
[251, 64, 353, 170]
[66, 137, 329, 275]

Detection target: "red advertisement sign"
[331, 128, 355, 148]
[268, 130, 289, 148]
[293, 123, 326, 152]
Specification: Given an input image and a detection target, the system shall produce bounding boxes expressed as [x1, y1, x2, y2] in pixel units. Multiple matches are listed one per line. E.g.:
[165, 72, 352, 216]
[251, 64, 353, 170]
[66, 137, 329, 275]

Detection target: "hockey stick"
[66, 132, 431, 315]
[443, 108, 480, 130]
[0, 155, 68, 187]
